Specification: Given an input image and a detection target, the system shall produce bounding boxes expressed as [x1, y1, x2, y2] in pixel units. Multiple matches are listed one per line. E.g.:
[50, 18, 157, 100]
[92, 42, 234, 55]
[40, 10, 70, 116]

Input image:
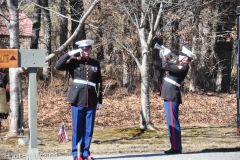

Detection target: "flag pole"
[58, 120, 68, 143]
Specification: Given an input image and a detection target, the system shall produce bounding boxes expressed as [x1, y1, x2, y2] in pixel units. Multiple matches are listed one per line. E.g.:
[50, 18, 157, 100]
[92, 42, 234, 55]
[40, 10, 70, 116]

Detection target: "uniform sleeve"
[6, 89, 10, 102]
[55, 53, 71, 71]
[2, 74, 8, 89]
[97, 62, 103, 104]
[161, 61, 186, 74]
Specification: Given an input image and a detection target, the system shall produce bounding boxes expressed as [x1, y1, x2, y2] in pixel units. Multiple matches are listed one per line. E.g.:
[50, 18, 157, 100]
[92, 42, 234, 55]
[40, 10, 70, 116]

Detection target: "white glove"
[96, 103, 102, 110]
[68, 48, 82, 56]
[162, 48, 171, 58]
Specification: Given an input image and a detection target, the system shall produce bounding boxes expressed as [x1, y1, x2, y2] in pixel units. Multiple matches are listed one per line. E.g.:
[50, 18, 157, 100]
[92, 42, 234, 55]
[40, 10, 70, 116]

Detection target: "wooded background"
[46, 0, 237, 93]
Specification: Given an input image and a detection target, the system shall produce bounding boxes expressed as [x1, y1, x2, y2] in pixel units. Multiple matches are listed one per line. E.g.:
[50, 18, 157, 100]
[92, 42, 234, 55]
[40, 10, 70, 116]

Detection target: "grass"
[0, 123, 240, 159]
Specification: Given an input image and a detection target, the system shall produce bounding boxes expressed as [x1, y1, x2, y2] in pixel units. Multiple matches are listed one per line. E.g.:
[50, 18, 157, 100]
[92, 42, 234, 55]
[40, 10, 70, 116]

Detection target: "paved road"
[12, 151, 240, 160]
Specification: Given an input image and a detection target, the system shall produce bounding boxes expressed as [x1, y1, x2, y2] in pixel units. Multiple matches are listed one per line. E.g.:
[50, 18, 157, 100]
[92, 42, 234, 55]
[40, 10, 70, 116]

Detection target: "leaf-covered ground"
[20, 92, 237, 130]
[2, 73, 231, 129]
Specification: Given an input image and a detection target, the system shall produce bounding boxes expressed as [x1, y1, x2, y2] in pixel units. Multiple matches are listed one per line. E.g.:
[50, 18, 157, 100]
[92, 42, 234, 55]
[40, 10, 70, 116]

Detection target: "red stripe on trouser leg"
[170, 101, 176, 150]
[86, 84, 88, 107]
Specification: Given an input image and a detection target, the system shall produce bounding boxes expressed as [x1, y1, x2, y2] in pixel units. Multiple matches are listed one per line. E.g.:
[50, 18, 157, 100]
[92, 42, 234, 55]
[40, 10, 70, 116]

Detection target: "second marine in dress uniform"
[55, 39, 102, 160]
[160, 46, 196, 154]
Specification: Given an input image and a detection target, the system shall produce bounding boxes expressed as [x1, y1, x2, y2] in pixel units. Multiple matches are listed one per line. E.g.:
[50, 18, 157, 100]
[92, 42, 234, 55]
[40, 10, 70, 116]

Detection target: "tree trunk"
[42, 0, 51, 86]
[215, 64, 223, 92]
[215, 42, 233, 92]
[189, 35, 198, 92]
[138, 23, 152, 129]
[214, 2, 235, 92]
[139, 51, 153, 129]
[70, 0, 86, 49]
[30, 0, 41, 49]
[59, 0, 68, 46]
[96, 29, 104, 60]
[9, 69, 22, 136]
[151, 38, 164, 92]
[7, 0, 21, 135]
[59, 0, 69, 93]
[122, 51, 131, 94]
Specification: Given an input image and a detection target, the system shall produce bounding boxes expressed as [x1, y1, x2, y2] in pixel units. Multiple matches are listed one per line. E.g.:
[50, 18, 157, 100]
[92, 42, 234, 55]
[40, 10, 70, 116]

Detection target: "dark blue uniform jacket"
[55, 54, 102, 107]
[160, 60, 189, 104]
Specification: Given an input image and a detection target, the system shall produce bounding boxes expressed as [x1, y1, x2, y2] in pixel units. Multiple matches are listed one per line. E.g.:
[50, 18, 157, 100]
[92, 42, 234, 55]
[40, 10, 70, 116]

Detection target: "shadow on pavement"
[96, 153, 165, 159]
[95, 147, 240, 159]
[182, 147, 240, 155]
[201, 147, 240, 152]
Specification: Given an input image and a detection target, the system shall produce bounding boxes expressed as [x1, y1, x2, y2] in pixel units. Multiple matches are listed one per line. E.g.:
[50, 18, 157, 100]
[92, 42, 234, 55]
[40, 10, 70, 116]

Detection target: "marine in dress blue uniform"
[55, 39, 102, 160]
[160, 46, 196, 154]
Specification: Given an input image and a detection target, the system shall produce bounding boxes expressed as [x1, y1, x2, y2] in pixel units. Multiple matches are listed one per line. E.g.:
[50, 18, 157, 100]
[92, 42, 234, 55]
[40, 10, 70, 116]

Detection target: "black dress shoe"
[73, 157, 83, 160]
[164, 149, 182, 154]
[83, 156, 95, 160]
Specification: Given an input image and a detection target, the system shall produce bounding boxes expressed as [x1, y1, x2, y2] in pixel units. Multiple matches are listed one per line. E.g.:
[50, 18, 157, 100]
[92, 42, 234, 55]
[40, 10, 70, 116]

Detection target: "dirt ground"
[0, 91, 240, 158]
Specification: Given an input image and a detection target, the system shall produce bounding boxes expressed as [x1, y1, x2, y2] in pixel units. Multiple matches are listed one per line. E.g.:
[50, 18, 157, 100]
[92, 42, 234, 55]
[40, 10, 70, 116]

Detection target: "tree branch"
[147, 2, 164, 45]
[0, 11, 10, 25]
[112, 37, 141, 70]
[29, 0, 81, 23]
[45, 0, 101, 62]
[139, 1, 151, 28]
[122, 4, 138, 28]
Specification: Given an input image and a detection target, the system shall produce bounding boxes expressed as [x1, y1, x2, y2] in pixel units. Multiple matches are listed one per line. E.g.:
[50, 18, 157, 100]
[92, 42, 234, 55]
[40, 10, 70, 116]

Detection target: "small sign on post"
[0, 49, 18, 68]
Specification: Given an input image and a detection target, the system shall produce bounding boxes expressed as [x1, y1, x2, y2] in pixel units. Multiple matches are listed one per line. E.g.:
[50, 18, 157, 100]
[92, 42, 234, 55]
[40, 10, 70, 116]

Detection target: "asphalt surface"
[11, 151, 240, 160]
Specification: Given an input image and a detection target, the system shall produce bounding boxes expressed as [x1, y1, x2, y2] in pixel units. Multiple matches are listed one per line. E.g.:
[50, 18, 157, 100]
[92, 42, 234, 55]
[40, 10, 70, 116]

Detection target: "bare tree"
[0, 0, 24, 136]
[0, 0, 100, 135]
[100, 0, 164, 130]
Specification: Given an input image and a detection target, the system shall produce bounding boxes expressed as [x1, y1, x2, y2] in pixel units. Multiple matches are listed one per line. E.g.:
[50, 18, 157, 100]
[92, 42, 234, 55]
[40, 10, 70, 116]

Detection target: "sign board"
[18, 49, 45, 67]
[0, 49, 46, 68]
[0, 49, 18, 68]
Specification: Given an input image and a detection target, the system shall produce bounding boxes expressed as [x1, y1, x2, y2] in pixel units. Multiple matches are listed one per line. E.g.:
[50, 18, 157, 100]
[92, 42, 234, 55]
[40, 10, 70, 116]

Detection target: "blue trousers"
[71, 105, 96, 158]
[164, 100, 182, 150]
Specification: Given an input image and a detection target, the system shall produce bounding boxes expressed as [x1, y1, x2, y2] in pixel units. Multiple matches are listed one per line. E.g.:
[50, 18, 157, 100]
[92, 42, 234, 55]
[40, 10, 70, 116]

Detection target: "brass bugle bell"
[154, 43, 178, 64]
[0, 88, 11, 113]
[153, 42, 165, 50]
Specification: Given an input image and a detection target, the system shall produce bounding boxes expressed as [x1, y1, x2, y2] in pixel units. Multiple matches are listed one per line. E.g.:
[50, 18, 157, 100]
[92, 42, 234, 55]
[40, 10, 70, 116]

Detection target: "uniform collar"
[82, 57, 90, 61]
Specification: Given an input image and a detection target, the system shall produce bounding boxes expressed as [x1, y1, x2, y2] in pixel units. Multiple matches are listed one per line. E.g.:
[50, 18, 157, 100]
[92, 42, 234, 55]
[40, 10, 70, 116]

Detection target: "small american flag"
[58, 122, 68, 143]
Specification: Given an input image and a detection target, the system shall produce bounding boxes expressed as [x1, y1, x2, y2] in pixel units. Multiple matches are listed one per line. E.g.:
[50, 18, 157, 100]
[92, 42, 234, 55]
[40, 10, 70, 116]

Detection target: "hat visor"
[79, 46, 92, 50]
[180, 52, 188, 57]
